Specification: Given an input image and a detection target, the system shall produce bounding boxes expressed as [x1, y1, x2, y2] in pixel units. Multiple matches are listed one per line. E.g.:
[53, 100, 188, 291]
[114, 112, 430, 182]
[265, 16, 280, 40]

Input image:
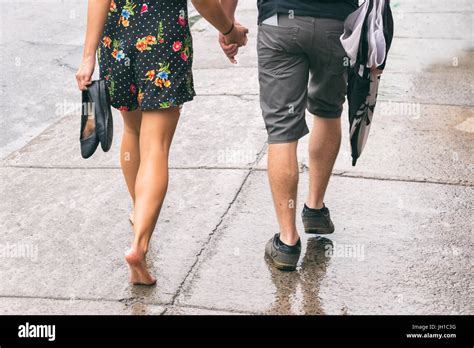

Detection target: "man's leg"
[258, 15, 311, 270]
[268, 141, 299, 246]
[306, 116, 341, 209]
[304, 17, 347, 220]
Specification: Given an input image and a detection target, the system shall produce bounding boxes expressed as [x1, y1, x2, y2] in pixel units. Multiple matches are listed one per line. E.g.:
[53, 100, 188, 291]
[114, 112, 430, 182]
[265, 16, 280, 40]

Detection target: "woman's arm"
[76, 0, 110, 91]
[191, 0, 248, 47]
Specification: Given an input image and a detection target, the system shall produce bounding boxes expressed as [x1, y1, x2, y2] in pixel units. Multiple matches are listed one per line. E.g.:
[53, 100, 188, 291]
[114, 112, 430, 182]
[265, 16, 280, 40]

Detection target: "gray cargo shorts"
[257, 15, 348, 144]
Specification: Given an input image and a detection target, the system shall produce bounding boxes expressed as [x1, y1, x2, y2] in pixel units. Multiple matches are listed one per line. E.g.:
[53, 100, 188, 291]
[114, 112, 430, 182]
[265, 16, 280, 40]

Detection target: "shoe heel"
[304, 227, 334, 235]
[273, 260, 297, 271]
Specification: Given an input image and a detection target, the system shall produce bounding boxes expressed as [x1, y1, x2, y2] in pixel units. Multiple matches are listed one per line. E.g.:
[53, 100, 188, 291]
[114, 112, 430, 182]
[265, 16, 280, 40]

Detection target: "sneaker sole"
[303, 226, 335, 235]
[265, 254, 297, 271]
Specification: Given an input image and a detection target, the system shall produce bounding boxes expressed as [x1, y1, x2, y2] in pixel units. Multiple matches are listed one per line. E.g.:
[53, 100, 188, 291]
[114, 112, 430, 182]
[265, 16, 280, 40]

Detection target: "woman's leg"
[120, 109, 142, 222]
[125, 106, 181, 285]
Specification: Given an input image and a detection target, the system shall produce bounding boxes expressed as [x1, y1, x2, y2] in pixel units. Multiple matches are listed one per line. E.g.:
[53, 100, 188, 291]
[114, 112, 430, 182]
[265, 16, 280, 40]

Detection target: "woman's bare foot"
[125, 247, 156, 286]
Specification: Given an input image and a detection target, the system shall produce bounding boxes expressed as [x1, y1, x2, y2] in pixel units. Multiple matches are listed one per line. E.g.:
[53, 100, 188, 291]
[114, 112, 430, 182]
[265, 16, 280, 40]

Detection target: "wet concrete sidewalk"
[0, 1, 472, 315]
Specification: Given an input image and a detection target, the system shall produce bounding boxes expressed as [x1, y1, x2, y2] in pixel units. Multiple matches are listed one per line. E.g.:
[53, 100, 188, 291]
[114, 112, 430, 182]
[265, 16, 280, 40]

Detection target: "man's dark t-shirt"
[258, 0, 359, 23]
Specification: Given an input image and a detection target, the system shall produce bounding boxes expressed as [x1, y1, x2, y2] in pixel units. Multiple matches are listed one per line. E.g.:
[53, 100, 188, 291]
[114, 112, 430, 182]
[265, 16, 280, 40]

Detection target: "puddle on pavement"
[417, 49, 474, 132]
[265, 236, 334, 315]
[427, 50, 474, 133]
[424, 48, 474, 75]
[120, 284, 157, 315]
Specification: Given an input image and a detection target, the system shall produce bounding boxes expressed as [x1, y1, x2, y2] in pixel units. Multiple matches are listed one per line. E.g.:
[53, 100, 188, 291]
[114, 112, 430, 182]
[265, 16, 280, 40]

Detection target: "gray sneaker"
[302, 203, 335, 234]
[264, 234, 301, 271]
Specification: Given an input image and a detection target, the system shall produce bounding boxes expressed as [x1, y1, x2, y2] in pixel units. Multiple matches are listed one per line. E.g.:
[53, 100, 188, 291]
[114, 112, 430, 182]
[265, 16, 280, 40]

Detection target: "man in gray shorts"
[220, 0, 358, 271]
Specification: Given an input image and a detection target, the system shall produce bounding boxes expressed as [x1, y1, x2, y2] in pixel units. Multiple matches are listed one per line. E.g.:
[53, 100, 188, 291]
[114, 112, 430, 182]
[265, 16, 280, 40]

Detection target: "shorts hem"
[307, 107, 342, 119]
[112, 94, 195, 112]
[140, 94, 195, 111]
[267, 128, 309, 144]
[111, 103, 140, 112]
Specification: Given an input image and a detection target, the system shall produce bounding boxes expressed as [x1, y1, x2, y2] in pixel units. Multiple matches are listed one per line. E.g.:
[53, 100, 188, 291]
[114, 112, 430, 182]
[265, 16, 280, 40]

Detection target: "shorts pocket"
[258, 24, 299, 52]
[325, 31, 348, 75]
[257, 25, 300, 76]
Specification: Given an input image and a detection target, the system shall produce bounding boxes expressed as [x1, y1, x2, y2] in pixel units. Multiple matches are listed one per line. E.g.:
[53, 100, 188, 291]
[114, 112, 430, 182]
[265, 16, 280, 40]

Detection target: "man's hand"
[225, 23, 248, 47]
[219, 22, 248, 64]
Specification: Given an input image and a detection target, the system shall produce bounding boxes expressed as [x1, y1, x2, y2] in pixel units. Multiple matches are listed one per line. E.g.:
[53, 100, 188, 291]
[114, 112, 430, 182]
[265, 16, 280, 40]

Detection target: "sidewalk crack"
[162, 142, 268, 314]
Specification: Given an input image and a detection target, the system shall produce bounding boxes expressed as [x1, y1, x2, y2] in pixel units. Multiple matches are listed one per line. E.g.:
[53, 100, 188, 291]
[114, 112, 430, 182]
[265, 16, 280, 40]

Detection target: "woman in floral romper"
[76, 0, 248, 286]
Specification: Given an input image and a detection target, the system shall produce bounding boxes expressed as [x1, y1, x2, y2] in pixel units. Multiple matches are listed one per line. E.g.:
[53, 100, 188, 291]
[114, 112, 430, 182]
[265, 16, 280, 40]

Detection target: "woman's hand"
[76, 55, 95, 91]
[219, 32, 238, 64]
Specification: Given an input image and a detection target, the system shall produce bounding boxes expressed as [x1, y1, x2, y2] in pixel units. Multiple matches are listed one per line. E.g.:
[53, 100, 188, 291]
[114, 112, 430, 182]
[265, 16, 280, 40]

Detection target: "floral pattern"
[157, 21, 165, 44]
[159, 99, 176, 108]
[103, 36, 112, 49]
[99, 0, 195, 111]
[109, 0, 118, 15]
[143, 63, 171, 89]
[178, 12, 186, 27]
[172, 41, 182, 52]
[118, 0, 137, 27]
[137, 89, 145, 105]
[111, 39, 126, 61]
[155, 63, 172, 88]
[180, 35, 192, 61]
[135, 35, 157, 52]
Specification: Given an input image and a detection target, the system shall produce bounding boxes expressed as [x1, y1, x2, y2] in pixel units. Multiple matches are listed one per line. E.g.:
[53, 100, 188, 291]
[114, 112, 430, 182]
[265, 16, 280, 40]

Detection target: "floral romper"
[98, 0, 195, 111]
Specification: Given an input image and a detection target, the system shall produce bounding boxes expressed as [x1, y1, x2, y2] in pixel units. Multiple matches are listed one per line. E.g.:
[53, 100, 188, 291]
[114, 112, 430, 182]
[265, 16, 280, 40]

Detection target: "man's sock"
[277, 234, 299, 248]
[305, 203, 325, 212]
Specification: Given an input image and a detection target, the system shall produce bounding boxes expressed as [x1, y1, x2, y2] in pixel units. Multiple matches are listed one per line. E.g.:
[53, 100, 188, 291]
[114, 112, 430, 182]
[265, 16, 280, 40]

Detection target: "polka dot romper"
[98, 0, 195, 111]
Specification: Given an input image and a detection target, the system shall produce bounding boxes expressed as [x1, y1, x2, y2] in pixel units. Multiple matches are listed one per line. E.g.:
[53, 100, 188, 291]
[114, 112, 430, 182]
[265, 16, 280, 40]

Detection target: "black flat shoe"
[85, 80, 114, 153]
[80, 97, 99, 159]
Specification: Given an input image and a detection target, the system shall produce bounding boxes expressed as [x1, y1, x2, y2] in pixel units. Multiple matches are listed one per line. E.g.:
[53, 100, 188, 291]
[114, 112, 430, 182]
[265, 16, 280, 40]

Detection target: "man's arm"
[192, 0, 234, 34]
[221, 0, 238, 20]
[192, 0, 247, 48]
[219, 0, 240, 63]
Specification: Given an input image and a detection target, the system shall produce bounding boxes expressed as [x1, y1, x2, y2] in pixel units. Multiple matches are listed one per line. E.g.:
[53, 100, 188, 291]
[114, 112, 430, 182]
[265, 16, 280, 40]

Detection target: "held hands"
[220, 22, 248, 64]
[225, 22, 248, 46]
[75, 55, 95, 91]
